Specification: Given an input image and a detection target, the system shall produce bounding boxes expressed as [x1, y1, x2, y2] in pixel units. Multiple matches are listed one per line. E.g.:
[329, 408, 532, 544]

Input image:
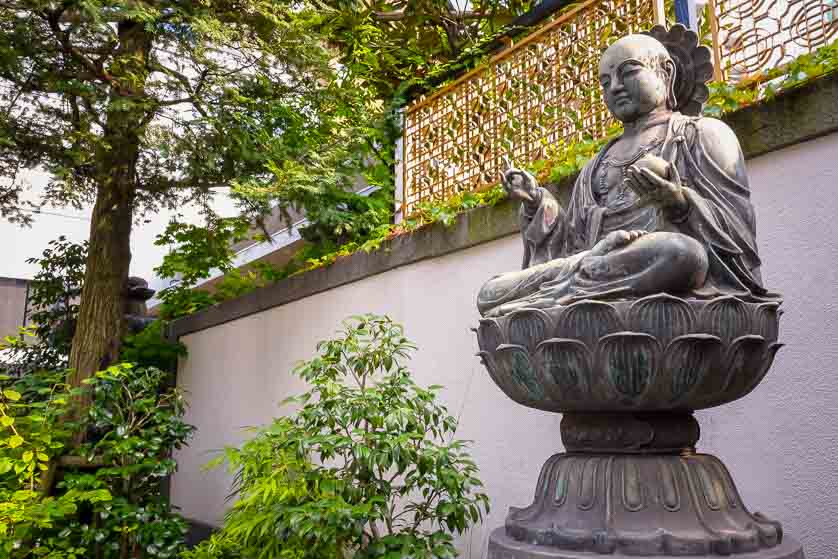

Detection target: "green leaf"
[8, 435, 23, 448]
[3, 390, 21, 402]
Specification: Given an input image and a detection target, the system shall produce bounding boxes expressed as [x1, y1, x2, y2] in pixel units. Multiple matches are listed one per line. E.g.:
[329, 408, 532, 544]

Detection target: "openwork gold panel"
[402, 0, 657, 216]
[711, 0, 838, 81]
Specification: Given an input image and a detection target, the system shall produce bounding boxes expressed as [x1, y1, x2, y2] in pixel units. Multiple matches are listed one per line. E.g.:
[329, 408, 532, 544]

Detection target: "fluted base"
[488, 529, 804, 559]
[489, 453, 804, 557]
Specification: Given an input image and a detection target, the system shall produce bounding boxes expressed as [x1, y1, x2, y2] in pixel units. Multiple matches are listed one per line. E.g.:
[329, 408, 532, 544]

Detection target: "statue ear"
[665, 58, 678, 110]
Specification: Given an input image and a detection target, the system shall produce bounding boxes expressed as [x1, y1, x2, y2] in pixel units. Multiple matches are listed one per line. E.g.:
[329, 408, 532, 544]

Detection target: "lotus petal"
[508, 309, 552, 350]
[622, 458, 645, 512]
[689, 459, 722, 511]
[755, 302, 781, 342]
[658, 459, 681, 512]
[691, 336, 765, 409]
[557, 301, 624, 348]
[716, 335, 766, 403]
[496, 344, 545, 401]
[701, 297, 752, 343]
[598, 333, 661, 403]
[628, 294, 697, 345]
[476, 350, 526, 405]
[534, 339, 592, 400]
[736, 342, 783, 401]
[654, 334, 723, 407]
[477, 318, 504, 352]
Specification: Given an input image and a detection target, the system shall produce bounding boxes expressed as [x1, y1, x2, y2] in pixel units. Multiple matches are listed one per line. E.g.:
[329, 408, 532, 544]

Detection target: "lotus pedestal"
[476, 295, 804, 558]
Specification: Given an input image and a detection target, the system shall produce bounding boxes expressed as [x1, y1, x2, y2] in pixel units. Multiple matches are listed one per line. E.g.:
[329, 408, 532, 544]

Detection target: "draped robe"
[477, 113, 774, 317]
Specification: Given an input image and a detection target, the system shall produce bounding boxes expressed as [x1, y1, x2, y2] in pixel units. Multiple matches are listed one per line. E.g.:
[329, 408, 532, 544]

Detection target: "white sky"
[0, 169, 237, 281]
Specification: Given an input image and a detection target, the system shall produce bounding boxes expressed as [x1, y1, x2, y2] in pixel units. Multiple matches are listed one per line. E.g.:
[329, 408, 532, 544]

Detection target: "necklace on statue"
[597, 132, 666, 201]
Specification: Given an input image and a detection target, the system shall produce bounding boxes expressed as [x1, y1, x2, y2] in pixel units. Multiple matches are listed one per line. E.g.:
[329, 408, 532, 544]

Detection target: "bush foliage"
[0, 364, 193, 558]
[186, 315, 489, 559]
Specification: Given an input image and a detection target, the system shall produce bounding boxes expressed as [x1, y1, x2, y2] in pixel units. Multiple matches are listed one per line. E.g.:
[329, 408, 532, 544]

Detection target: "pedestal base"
[488, 529, 805, 559]
[490, 452, 804, 557]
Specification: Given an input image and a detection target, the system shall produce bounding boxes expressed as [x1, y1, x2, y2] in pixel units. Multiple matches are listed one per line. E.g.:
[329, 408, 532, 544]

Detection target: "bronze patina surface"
[476, 25, 804, 558]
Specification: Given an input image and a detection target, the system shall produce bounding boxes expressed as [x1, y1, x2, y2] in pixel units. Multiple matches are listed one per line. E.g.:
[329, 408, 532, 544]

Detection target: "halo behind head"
[643, 24, 715, 116]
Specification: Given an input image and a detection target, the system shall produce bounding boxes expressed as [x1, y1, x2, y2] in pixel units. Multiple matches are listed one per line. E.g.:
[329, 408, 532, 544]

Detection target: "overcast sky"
[0, 169, 237, 281]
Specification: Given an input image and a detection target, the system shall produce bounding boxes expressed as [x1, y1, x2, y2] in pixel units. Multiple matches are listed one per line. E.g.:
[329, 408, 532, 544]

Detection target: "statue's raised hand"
[502, 168, 541, 208]
[624, 155, 689, 218]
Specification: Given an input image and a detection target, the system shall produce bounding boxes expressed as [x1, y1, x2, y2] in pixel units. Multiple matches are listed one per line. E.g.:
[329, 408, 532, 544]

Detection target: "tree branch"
[136, 176, 230, 194]
[373, 7, 488, 22]
[148, 62, 209, 118]
[42, 8, 118, 90]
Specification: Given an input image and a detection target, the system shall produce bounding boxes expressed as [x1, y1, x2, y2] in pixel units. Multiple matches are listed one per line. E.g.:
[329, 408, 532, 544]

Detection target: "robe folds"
[477, 113, 775, 316]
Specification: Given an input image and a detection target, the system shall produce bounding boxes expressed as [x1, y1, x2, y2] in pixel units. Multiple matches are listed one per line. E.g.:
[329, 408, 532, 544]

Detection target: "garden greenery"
[154, 185, 510, 319]
[185, 315, 489, 559]
[0, 234, 191, 557]
[0, 364, 193, 558]
[2, 237, 87, 374]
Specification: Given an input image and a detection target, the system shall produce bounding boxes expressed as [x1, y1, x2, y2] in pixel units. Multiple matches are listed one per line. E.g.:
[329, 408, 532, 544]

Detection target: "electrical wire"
[8, 206, 90, 221]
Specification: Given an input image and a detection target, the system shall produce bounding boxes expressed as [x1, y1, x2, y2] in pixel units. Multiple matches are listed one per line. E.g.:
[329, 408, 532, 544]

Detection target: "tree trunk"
[67, 184, 133, 394]
[68, 19, 152, 413]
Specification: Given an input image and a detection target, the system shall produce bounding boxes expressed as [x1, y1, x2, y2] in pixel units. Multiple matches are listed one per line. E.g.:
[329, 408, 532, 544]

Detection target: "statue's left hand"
[503, 168, 541, 208]
[624, 164, 688, 217]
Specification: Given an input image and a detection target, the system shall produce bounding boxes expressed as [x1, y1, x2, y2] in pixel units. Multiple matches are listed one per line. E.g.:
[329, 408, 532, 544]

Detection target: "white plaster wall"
[172, 132, 838, 559]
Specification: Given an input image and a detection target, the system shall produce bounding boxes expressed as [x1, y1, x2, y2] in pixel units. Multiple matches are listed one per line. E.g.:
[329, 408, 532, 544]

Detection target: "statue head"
[599, 34, 677, 123]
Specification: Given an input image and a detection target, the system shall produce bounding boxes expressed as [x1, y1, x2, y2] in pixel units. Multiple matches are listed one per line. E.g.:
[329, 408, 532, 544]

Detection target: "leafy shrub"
[121, 320, 187, 372]
[67, 364, 193, 558]
[0, 364, 193, 558]
[186, 315, 489, 559]
[2, 237, 87, 374]
[705, 37, 838, 116]
[0, 370, 105, 558]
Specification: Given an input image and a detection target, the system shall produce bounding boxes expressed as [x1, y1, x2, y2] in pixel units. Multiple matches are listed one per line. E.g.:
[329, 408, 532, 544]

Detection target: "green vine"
[704, 38, 838, 116]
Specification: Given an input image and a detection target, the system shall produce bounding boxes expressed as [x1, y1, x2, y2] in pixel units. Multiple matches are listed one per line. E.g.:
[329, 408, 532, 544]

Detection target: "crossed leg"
[478, 230, 709, 317]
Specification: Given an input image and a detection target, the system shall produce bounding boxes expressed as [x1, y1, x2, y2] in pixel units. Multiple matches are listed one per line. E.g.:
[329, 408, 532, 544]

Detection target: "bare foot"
[579, 255, 610, 278]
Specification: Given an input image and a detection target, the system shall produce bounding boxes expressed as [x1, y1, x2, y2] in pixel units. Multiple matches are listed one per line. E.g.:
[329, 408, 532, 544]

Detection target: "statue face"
[599, 35, 672, 123]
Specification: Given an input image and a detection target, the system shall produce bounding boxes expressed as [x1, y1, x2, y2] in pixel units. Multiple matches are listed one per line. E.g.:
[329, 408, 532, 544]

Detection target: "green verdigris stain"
[510, 350, 545, 400]
[608, 347, 651, 398]
[555, 474, 567, 503]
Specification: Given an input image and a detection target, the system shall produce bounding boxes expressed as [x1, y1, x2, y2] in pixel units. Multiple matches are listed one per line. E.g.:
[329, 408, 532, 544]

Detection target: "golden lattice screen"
[709, 0, 838, 81]
[401, 0, 659, 216]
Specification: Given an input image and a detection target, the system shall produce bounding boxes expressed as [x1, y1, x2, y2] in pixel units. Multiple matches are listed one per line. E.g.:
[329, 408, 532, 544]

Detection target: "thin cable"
[9, 206, 90, 221]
